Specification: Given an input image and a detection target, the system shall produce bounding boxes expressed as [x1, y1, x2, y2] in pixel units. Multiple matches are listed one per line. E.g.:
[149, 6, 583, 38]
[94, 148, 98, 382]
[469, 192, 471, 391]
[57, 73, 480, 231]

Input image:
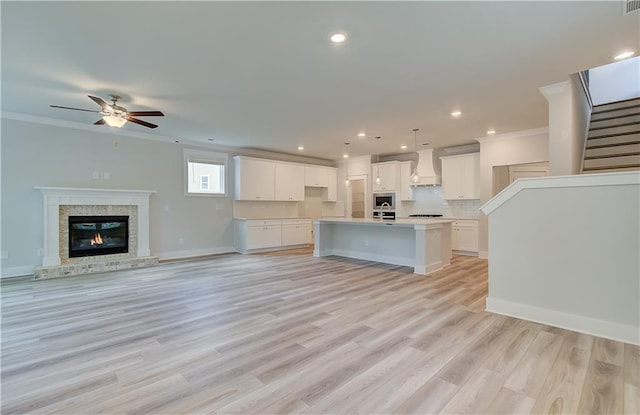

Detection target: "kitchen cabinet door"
[275, 163, 305, 201]
[234, 157, 275, 201]
[245, 221, 282, 250]
[451, 220, 479, 254]
[325, 169, 337, 201]
[305, 166, 329, 187]
[371, 162, 399, 192]
[399, 161, 414, 201]
[282, 220, 312, 246]
[441, 153, 480, 200]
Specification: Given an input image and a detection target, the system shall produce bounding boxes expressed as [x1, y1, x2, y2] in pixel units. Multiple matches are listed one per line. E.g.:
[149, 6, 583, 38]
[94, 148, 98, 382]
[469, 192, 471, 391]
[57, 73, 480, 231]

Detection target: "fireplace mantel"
[35, 187, 156, 267]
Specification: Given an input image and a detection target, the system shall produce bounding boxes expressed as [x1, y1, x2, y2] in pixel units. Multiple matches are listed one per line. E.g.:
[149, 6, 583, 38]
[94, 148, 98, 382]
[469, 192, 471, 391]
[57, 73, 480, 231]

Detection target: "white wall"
[482, 173, 640, 344]
[540, 78, 591, 176]
[476, 127, 549, 257]
[1, 118, 238, 275]
[589, 57, 640, 105]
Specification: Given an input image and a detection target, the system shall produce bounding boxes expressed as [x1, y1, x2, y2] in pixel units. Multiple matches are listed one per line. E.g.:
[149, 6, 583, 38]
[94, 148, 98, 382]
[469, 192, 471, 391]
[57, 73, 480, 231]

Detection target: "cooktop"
[408, 214, 443, 218]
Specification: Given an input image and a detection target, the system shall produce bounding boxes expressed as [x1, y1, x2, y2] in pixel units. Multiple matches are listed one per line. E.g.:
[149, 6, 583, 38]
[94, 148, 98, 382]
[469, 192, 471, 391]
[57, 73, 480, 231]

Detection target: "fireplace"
[68, 215, 129, 258]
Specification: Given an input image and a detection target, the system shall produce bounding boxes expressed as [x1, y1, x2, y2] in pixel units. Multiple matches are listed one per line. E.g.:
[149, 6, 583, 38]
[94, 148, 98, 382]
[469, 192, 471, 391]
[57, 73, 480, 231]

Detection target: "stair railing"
[578, 70, 593, 173]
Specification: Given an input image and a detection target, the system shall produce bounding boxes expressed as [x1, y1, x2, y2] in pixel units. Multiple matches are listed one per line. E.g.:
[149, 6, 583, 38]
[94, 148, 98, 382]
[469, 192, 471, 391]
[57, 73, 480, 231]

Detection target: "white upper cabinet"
[275, 163, 305, 201]
[371, 161, 400, 192]
[234, 157, 275, 201]
[326, 168, 337, 202]
[440, 153, 480, 200]
[304, 166, 330, 187]
[398, 161, 414, 201]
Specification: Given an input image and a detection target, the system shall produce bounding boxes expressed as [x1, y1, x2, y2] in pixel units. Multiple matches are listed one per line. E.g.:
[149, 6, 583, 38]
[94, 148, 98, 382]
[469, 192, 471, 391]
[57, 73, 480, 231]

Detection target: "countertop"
[314, 217, 453, 227]
[234, 217, 312, 221]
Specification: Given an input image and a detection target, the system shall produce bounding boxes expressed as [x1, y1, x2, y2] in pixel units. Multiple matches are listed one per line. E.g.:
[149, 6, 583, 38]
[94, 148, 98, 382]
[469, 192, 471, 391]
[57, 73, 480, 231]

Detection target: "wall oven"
[373, 192, 396, 210]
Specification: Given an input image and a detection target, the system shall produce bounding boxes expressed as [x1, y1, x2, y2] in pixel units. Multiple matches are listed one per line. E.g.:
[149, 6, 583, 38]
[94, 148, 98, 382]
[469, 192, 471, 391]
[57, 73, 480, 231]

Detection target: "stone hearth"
[34, 187, 158, 279]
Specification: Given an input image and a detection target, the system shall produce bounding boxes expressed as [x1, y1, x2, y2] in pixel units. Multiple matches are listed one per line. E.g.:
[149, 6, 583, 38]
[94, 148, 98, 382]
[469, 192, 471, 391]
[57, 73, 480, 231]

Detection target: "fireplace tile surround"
[34, 187, 158, 279]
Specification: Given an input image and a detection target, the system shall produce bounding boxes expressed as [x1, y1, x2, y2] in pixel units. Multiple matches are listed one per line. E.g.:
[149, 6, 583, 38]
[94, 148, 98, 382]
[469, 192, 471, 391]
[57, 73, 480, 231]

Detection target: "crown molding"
[475, 126, 549, 144]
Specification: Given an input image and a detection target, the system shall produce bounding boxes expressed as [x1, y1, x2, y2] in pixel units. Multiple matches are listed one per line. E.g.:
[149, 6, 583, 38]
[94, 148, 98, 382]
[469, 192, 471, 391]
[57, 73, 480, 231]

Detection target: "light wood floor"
[1, 249, 638, 414]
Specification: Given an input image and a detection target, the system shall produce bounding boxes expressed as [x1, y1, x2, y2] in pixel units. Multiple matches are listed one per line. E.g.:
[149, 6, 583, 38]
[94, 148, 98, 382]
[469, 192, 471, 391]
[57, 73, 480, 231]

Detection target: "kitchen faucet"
[377, 202, 391, 220]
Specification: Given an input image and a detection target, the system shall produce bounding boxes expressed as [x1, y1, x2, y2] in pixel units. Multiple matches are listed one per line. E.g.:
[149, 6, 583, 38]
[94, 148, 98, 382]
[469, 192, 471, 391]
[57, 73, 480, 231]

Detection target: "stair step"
[591, 109, 640, 122]
[588, 124, 640, 139]
[589, 115, 640, 130]
[585, 143, 640, 157]
[584, 151, 640, 160]
[586, 133, 640, 148]
[583, 165, 640, 173]
[592, 97, 640, 114]
[583, 154, 640, 169]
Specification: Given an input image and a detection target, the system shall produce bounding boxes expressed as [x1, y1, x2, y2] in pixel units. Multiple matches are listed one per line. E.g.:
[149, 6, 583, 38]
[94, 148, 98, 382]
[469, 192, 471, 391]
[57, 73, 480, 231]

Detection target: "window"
[184, 149, 228, 196]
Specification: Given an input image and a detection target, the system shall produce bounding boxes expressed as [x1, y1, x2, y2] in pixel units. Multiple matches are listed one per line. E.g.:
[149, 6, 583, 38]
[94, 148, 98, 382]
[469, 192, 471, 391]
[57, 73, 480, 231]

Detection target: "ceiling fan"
[50, 94, 164, 129]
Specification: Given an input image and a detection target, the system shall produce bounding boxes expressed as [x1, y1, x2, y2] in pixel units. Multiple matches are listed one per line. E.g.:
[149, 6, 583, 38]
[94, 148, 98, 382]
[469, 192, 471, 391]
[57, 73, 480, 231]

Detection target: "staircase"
[583, 97, 640, 173]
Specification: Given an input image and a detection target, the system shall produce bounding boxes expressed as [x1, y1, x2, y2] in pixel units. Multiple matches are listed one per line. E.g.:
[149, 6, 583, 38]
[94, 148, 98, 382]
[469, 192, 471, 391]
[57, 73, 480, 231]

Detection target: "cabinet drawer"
[452, 220, 479, 228]
[246, 219, 282, 227]
[245, 225, 282, 250]
[282, 219, 311, 226]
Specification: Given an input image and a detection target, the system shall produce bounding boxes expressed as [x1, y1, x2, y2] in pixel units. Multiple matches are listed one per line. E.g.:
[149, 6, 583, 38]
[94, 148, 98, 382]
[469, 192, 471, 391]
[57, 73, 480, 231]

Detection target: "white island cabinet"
[314, 218, 452, 275]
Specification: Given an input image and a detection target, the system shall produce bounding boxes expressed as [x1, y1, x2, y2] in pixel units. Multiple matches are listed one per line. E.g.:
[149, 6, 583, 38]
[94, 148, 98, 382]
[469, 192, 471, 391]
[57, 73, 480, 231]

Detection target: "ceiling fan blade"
[94, 119, 106, 125]
[127, 111, 164, 117]
[126, 116, 158, 129]
[50, 105, 100, 113]
[88, 95, 112, 111]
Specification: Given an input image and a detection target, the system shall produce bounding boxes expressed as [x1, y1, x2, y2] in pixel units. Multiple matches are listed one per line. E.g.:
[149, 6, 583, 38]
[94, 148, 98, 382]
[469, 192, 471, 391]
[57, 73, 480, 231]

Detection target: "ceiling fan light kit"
[50, 94, 164, 129]
[103, 115, 127, 128]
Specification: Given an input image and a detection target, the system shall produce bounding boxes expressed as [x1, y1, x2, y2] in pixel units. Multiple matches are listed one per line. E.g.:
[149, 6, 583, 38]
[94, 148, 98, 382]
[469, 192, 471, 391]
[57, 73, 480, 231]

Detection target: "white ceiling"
[2, 1, 638, 160]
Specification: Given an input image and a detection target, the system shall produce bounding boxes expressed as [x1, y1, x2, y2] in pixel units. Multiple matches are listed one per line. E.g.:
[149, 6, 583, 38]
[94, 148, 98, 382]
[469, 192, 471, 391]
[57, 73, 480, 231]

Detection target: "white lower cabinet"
[451, 220, 479, 254]
[236, 219, 311, 253]
[282, 219, 312, 246]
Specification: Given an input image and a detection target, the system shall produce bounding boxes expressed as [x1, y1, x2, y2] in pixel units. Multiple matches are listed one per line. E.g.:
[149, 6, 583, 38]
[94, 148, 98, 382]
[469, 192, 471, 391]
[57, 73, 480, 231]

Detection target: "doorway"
[346, 174, 369, 218]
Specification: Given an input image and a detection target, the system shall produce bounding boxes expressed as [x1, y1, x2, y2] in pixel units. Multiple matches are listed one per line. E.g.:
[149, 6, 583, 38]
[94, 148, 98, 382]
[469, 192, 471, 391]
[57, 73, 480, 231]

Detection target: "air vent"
[624, 0, 640, 14]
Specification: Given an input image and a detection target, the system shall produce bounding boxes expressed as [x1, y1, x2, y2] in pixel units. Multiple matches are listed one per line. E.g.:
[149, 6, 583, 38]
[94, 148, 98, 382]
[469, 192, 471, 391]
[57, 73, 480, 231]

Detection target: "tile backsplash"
[397, 186, 481, 218]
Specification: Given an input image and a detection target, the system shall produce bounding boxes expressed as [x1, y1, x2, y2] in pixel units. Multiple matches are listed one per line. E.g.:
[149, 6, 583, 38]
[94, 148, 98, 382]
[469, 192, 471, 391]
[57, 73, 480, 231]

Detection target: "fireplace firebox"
[68, 216, 129, 258]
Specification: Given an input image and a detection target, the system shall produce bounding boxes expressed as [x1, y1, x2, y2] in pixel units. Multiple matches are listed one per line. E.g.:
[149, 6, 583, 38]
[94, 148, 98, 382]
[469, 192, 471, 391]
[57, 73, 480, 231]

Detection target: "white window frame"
[183, 149, 229, 197]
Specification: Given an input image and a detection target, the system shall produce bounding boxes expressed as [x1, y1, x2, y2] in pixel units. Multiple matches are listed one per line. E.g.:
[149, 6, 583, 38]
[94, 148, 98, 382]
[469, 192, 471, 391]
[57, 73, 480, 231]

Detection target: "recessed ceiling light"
[330, 32, 347, 43]
[487, 129, 496, 135]
[400, 145, 408, 150]
[357, 132, 366, 137]
[451, 110, 462, 117]
[614, 51, 635, 60]
[298, 146, 304, 151]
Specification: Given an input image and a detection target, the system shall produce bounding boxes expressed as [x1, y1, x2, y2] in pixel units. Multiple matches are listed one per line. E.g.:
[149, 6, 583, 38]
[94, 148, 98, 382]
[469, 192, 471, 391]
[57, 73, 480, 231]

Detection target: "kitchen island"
[313, 218, 452, 275]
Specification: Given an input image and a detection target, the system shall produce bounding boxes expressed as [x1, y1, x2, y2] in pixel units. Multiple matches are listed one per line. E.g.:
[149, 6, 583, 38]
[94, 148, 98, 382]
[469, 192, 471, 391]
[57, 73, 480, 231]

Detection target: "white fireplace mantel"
[35, 187, 156, 267]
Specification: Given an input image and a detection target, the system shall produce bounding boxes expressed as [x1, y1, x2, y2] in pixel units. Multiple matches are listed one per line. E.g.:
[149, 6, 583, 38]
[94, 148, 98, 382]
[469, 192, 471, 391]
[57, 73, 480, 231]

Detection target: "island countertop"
[315, 217, 454, 227]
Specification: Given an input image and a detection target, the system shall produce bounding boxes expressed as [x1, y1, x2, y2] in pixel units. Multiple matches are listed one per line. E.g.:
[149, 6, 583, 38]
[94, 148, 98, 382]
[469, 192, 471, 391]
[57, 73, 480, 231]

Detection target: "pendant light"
[411, 128, 420, 183]
[344, 142, 350, 186]
[374, 136, 381, 186]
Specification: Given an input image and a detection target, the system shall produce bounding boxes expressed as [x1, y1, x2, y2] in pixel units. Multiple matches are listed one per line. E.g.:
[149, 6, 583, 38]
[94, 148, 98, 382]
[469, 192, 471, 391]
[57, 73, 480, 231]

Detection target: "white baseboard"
[414, 261, 443, 276]
[487, 297, 640, 346]
[320, 248, 414, 267]
[478, 250, 488, 259]
[156, 246, 236, 261]
[1, 265, 35, 278]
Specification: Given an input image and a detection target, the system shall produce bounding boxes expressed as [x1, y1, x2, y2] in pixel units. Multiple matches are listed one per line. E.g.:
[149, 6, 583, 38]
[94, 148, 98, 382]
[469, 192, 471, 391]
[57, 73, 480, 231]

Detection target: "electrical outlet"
[364, 240, 369, 246]
[92, 171, 100, 179]
[215, 204, 224, 211]
[1, 251, 8, 259]
[103, 172, 110, 180]
[163, 205, 169, 212]
[37, 248, 44, 257]
[178, 238, 184, 245]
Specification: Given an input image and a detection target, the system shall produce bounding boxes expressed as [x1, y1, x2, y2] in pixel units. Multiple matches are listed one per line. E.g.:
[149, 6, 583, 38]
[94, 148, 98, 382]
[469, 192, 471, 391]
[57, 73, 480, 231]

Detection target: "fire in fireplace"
[68, 215, 129, 258]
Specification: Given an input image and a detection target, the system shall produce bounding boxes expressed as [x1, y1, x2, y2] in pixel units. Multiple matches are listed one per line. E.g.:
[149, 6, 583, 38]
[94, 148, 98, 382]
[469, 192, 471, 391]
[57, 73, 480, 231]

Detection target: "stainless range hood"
[412, 149, 441, 186]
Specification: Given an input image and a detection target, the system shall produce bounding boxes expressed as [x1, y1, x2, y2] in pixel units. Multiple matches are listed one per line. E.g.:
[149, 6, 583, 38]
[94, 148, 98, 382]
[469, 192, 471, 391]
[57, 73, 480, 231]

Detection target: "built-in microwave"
[373, 192, 396, 210]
